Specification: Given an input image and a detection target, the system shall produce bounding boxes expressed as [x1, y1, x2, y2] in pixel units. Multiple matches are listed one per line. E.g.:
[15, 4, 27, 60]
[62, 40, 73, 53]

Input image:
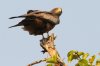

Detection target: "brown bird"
[9, 8, 62, 38]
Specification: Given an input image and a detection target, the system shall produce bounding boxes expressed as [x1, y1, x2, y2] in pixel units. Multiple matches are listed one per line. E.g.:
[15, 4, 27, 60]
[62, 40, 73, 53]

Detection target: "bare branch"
[27, 58, 46, 66]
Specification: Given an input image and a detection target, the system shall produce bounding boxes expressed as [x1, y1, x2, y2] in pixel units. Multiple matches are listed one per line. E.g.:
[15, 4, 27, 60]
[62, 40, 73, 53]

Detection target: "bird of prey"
[9, 8, 62, 38]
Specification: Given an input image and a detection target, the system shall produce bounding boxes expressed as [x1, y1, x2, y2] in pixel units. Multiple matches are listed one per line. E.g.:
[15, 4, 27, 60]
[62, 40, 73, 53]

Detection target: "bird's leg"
[41, 34, 47, 43]
[42, 34, 45, 39]
[47, 32, 49, 38]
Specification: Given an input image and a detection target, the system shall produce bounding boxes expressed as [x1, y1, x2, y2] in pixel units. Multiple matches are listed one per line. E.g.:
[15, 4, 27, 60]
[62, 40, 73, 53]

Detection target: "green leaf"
[68, 54, 73, 62]
[78, 59, 89, 66]
[47, 63, 53, 66]
[67, 50, 77, 57]
[89, 55, 96, 65]
[82, 53, 89, 59]
[46, 55, 57, 63]
[78, 52, 84, 56]
[67, 50, 83, 62]
[67, 50, 78, 62]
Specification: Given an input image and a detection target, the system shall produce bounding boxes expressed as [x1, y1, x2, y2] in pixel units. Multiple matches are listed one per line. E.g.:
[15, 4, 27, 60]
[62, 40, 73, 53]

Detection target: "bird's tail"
[9, 24, 19, 28]
[9, 21, 23, 28]
[9, 12, 35, 19]
[9, 15, 25, 19]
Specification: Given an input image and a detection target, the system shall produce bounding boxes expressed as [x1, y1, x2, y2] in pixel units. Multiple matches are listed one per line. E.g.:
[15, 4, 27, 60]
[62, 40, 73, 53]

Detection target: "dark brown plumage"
[9, 8, 62, 38]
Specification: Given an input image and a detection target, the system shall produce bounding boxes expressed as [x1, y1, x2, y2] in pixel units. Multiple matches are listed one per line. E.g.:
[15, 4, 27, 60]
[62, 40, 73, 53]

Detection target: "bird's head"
[51, 8, 62, 16]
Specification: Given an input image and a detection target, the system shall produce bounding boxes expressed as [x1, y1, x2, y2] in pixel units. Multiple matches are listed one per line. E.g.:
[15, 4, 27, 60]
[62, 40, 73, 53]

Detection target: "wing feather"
[35, 12, 59, 24]
[9, 11, 59, 24]
[25, 12, 59, 24]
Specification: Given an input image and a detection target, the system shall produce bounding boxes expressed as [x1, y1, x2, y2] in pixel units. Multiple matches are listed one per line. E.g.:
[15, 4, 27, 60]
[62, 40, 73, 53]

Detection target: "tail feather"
[9, 12, 35, 19]
[9, 16, 19, 19]
[9, 24, 20, 28]
[9, 16, 25, 19]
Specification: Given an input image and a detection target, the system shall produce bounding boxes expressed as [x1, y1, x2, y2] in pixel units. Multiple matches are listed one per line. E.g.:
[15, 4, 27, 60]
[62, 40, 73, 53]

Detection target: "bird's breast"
[23, 20, 55, 35]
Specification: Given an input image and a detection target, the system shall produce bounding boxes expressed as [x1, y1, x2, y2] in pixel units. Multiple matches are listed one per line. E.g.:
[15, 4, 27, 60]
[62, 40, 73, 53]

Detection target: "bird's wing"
[27, 10, 40, 14]
[26, 12, 59, 24]
[9, 11, 59, 24]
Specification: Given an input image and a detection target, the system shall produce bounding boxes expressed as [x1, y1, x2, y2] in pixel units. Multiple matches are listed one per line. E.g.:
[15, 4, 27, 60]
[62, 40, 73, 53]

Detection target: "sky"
[0, 0, 100, 66]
